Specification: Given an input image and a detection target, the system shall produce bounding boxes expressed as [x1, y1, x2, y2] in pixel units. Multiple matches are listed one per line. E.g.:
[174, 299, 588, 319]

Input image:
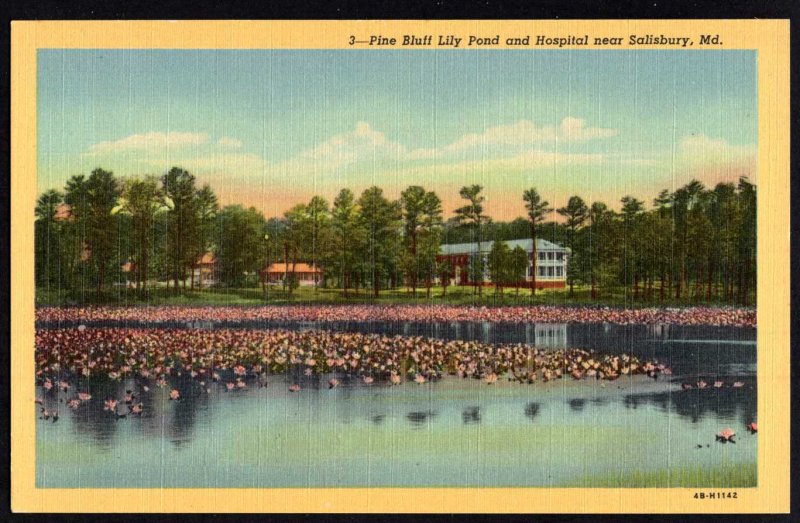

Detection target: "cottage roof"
[197, 252, 216, 265]
[264, 262, 321, 274]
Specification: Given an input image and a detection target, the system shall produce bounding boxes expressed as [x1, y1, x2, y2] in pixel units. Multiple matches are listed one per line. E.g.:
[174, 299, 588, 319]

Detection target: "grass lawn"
[574, 461, 757, 488]
[36, 283, 751, 308]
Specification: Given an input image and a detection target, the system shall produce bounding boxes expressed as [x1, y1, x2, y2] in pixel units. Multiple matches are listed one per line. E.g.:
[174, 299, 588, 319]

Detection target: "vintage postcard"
[10, 20, 790, 513]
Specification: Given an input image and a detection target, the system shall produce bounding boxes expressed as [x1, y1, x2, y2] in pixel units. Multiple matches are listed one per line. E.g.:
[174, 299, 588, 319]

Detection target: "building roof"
[264, 262, 322, 274]
[440, 238, 565, 255]
[197, 252, 216, 265]
[197, 252, 217, 265]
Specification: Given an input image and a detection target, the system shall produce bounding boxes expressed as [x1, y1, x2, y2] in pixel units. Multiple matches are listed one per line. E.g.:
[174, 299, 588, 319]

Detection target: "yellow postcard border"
[10, 19, 790, 513]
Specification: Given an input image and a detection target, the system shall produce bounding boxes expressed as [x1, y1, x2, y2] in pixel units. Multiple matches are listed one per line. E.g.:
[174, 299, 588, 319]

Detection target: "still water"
[36, 321, 756, 488]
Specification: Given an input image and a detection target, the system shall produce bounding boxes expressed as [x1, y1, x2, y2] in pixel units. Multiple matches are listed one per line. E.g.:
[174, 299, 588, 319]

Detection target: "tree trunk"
[706, 259, 715, 303]
[290, 250, 298, 296]
[283, 245, 289, 293]
[141, 240, 149, 294]
[741, 258, 752, 306]
[530, 226, 537, 296]
[411, 234, 417, 297]
[97, 259, 105, 302]
[694, 267, 703, 300]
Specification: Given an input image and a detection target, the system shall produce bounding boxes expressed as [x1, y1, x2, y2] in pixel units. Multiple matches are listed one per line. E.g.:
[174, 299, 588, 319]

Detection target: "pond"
[35, 321, 757, 488]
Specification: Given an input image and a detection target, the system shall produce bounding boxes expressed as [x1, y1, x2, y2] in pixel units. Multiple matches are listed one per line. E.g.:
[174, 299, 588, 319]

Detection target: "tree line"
[35, 166, 756, 305]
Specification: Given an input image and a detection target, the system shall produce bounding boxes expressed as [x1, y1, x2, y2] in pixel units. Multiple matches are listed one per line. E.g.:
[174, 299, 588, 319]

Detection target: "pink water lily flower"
[716, 428, 736, 443]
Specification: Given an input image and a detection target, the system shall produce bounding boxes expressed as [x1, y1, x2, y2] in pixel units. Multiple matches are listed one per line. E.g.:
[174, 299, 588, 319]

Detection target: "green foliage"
[214, 205, 268, 287]
[487, 240, 511, 293]
[454, 185, 491, 295]
[557, 196, 589, 295]
[161, 167, 199, 289]
[34, 189, 64, 288]
[329, 188, 365, 295]
[523, 187, 553, 295]
[358, 186, 402, 297]
[509, 246, 529, 294]
[35, 167, 757, 306]
[401, 185, 443, 296]
[114, 175, 168, 293]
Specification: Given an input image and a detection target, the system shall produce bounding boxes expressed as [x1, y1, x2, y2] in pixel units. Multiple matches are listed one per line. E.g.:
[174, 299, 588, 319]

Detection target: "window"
[539, 267, 546, 277]
[547, 252, 555, 260]
[555, 266, 563, 278]
[547, 266, 554, 277]
[556, 252, 564, 261]
[538, 252, 546, 261]
[527, 264, 533, 277]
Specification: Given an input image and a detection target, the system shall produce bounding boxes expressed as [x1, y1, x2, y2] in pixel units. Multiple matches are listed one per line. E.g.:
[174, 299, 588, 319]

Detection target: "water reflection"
[35, 319, 757, 488]
[406, 410, 437, 428]
[37, 373, 758, 488]
[167, 379, 210, 447]
[569, 398, 586, 412]
[462, 406, 481, 424]
[41, 318, 755, 355]
[524, 402, 540, 421]
[624, 386, 757, 426]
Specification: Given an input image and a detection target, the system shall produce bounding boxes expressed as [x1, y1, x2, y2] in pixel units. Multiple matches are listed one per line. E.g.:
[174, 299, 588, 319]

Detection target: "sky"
[38, 49, 757, 220]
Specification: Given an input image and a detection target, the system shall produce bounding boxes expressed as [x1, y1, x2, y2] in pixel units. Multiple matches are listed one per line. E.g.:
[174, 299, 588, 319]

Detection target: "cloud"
[679, 134, 755, 165]
[558, 116, 618, 141]
[276, 121, 407, 174]
[677, 134, 756, 183]
[393, 150, 605, 181]
[217, 136, 243, 149]
[408, 117, 617, 159]
[87, 131, 210, 155]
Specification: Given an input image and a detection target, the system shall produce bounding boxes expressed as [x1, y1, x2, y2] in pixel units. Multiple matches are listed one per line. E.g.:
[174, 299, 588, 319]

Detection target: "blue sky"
[38, 49, 757, 219]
